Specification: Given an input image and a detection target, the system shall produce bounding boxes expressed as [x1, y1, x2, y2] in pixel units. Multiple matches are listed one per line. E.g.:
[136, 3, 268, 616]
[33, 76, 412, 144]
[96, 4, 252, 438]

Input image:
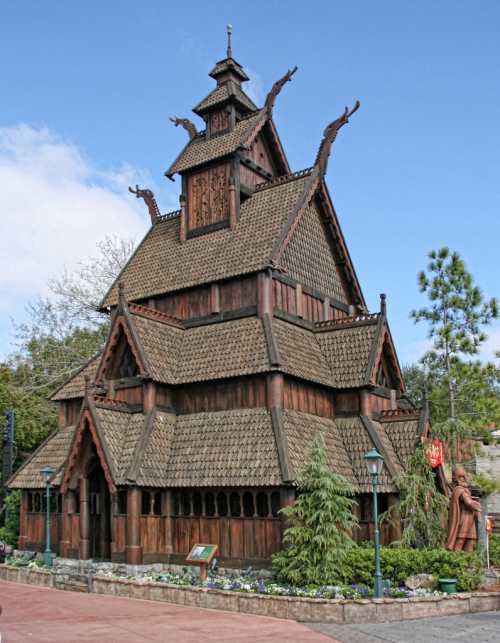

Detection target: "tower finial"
[226, 24, 233, 58]
[380, 293, 387, 316]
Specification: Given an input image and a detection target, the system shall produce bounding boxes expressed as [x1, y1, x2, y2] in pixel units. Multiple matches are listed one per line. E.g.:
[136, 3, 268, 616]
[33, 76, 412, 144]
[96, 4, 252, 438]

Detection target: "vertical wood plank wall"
[172, 516, 282, 561]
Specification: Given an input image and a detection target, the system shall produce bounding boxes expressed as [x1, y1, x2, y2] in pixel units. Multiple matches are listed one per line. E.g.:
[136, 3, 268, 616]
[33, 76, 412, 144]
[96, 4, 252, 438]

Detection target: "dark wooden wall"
[243, 134, 275, 175]
[283, 379, 334, 419]
[240, 164, 264, 190]
[114, 385, 143, 405]
[172, 516, 281, 561]
[154, 286, 211, 319]
[272, 277, 349, 323]
[177, 377, 267, 414]
[149, 275, 257, 321]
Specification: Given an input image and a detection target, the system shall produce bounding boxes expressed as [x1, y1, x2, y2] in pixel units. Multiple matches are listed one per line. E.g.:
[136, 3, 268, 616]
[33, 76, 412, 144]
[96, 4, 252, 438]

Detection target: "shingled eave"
[94, 306, 152, 384]
[366, 315, 405, 392]
[7, 429, 61, 489]
[125, 408, 156, 483]
[49, 352, 101, 402]
[99, 225, 156, 311]
[317, 180, 366, 310]
[360, 415, 401, 485]
[61, 399, 117, 494]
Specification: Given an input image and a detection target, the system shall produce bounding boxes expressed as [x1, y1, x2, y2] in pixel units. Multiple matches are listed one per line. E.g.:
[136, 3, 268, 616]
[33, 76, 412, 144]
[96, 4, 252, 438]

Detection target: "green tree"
[404, 361, 500, 432]
[272, 433, 358, 585]
[411, 248, 498, 462]
[0, 490, 21, 546]
[382, 446, 448, 548]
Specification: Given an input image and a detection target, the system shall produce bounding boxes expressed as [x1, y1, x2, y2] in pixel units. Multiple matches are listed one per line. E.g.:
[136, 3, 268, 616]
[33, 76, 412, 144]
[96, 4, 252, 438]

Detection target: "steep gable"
[280, 199, 349, 304]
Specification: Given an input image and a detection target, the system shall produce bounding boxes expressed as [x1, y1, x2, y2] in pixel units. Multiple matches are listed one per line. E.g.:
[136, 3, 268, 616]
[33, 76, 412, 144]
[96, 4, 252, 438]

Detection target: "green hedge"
[489, 534, 500, 567]
[0, 490, 20, 547]
[340, 545, 483, 592]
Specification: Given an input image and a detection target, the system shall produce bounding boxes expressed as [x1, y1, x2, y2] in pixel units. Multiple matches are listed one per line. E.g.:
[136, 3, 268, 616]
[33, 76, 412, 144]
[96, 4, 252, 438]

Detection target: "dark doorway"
[88, 458, 111, 559]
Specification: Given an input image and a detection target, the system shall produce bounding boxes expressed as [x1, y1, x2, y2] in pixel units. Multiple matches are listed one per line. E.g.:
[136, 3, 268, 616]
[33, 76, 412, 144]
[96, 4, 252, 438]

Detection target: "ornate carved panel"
[187, 162, 229, 232]
[209, 109, 229, 136]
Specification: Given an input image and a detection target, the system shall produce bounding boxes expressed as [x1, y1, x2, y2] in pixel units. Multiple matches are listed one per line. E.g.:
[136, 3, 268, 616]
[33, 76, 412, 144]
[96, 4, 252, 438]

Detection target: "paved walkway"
[0, 581, 332, 642]
[307, 611, 500, 642]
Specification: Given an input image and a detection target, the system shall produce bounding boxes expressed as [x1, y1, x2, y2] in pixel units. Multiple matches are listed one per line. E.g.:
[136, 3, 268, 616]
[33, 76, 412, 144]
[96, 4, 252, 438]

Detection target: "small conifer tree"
[272, 432, 358, 585]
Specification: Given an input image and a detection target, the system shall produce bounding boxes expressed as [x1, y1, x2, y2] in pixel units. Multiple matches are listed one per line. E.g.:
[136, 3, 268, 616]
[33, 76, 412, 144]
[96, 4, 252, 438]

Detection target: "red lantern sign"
[486, 517, 494, 535]
[426, 439, 444, 468]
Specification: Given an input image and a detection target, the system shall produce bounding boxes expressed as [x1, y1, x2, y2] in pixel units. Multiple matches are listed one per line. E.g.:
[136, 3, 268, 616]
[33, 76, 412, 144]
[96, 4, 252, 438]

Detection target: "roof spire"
[226, 24, 233, 59]
[380, 293, 387, 316]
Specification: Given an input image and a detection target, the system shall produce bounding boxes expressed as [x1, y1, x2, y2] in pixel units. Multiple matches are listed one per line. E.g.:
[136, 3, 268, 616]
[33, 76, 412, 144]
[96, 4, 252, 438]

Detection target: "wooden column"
[18, 491, 29, 550]
[179, 194, 187, 243]
[126, 487, 143, 565]
[60, 490, 76, 558]
[322, 297, 330, 321]
[163, 490, 174, 554]
[210, 283, 220, 315]
[387, 493, 401, 542]
[267, 373, 284, 409]
[258, 271, 272, 317]
[143, 381, 156, 414]
[58, 404, 66, 429]
[110, 494, 118, 557]
[228, 176, 237, 228]
[99, 478, 110, 559]
[360, 390, 371, 416]
[79, 477, 90, 560]
[296, 284, 303, 318]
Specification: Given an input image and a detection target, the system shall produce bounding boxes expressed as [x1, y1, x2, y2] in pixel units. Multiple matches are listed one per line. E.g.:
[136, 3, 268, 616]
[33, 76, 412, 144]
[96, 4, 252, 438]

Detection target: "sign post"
[186, 544, 218, 581]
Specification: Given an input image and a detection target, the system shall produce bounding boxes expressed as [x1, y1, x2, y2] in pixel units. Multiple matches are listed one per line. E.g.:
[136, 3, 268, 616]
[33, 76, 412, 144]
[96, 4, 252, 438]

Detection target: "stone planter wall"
[1, 564, 499, 624]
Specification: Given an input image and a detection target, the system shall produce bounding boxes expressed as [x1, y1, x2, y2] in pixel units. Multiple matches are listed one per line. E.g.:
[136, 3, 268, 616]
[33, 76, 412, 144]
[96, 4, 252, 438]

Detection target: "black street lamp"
[364, 448, 384, 598]
[40, 466, 55, 567]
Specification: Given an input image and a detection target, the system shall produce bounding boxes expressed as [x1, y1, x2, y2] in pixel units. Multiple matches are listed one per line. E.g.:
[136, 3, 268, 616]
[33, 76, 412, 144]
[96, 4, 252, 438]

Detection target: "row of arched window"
[172, 489, 281, 519]
[27, 491, 63, 514]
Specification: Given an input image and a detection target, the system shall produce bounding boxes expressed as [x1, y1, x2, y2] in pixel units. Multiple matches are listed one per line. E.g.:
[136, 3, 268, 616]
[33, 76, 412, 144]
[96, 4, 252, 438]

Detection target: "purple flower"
[256, 578, 266, 593]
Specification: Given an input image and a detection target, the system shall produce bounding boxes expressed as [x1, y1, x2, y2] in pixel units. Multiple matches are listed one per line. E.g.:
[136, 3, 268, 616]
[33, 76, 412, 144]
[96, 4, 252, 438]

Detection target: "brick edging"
[0, 565, 498, 624]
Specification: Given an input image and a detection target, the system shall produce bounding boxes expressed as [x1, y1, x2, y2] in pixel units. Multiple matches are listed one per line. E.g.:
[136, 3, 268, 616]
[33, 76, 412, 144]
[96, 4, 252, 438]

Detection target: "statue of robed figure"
[446, 465, 481, 552]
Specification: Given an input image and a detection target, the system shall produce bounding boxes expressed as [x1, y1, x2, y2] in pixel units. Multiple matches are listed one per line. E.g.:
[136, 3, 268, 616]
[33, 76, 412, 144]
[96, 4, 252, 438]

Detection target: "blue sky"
[1, 0, 499, 363]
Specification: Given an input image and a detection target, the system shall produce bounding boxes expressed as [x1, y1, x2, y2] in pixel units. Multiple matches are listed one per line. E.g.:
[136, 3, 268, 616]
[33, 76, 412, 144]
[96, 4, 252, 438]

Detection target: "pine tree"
[272, 432, 358, 586]
[382, 446, 448, 549]
[411, 248, 498, 463]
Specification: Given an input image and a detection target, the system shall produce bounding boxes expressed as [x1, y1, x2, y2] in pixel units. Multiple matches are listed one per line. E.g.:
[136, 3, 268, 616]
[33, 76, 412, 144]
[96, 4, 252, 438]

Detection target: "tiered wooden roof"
[10, 40, 421, 497]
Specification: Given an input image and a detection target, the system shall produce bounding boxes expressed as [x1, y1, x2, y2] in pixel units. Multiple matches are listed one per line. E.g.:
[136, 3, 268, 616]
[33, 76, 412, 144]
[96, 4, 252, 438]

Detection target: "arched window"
[193, 492, 203, 516]
[216, 492, 228, 516]
[256, 492, 269, 517]
[205, 492, 215, 517]
[153, 491, 162, 516]
[141, 490, 151, 515]
[270, 491, 280, 518]
[242, 492, 254, 517]
[230, 492, 241, 517]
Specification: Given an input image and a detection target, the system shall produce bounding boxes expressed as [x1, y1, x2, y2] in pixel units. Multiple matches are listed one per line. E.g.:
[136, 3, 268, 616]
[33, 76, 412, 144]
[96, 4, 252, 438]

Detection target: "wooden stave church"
[8, 36, 431, 567]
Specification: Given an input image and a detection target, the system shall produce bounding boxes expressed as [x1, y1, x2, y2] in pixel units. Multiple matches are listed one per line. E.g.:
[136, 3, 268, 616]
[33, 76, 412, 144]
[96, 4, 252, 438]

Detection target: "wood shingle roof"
[9, 403, 422, 492]
[101, 173, 311, 308]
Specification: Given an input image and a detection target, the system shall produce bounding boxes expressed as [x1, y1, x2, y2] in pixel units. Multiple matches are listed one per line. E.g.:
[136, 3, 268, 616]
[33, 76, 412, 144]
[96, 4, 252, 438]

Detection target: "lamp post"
[364, 448, 384, 598]
[40, 466, 55, 567]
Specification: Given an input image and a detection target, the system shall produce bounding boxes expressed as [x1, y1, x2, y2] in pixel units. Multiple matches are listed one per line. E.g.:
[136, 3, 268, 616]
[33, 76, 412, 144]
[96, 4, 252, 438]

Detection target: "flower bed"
[100, 568, 438, 600]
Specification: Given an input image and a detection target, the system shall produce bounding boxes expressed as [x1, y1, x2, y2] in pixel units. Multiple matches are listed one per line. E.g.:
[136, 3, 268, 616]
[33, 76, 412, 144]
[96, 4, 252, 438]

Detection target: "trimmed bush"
[489, 534, 500, 567]
[340, 545, 483, 592]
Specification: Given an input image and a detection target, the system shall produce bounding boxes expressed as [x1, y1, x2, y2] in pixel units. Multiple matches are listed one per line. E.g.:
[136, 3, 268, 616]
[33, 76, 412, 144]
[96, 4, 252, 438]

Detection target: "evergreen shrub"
[0, 490, 21, 547]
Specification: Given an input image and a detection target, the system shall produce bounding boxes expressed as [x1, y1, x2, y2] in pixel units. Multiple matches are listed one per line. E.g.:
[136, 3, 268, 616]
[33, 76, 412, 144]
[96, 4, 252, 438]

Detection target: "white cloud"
[0, 124, 175, 351]
[245, 67, 264, 106]
[480, 327, 500, 363]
